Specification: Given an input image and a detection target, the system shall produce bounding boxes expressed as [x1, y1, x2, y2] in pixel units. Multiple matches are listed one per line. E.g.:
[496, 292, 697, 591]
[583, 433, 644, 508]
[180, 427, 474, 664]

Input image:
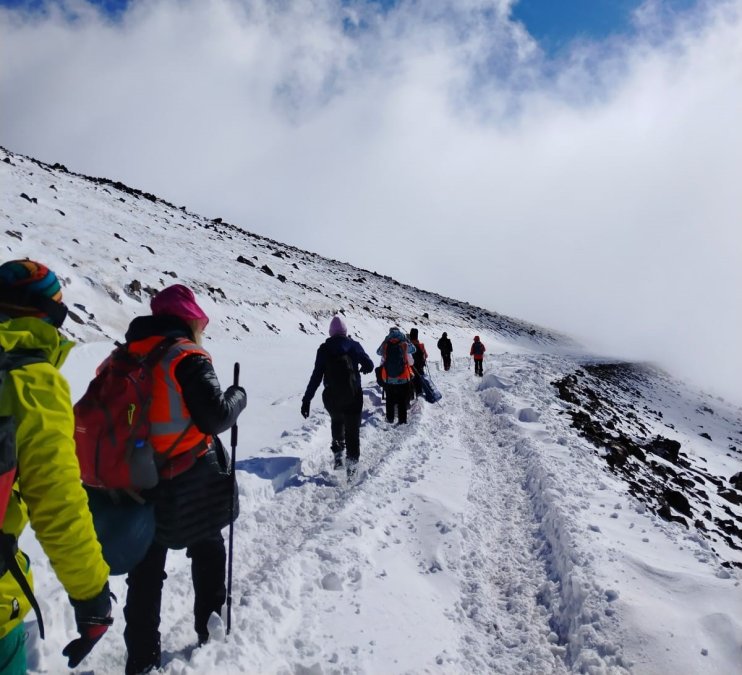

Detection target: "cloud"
[1, 0, 741, 403]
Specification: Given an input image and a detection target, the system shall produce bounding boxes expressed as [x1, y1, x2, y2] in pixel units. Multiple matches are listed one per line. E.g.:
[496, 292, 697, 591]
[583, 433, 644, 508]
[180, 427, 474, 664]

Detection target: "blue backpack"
[382, 339, 411, 382]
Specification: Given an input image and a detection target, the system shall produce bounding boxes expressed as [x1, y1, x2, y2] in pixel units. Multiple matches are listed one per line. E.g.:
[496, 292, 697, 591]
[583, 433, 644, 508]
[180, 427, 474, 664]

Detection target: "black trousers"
[441, 352, 451, 370]
[474, 359, 483, 376]
[328, 408, 362, 461]
[124, 537, 226, 673]
[385, 382, 410, 423]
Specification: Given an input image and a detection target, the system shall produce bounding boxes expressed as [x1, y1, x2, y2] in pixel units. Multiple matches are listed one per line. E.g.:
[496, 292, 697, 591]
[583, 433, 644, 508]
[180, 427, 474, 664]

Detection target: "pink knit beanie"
[329, 315, 347, 337]
[151, 284, 209, 327]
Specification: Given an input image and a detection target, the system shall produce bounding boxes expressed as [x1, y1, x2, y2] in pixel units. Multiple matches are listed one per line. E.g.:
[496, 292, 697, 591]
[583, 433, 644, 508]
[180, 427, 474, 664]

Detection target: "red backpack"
[74, 338, 176, 492]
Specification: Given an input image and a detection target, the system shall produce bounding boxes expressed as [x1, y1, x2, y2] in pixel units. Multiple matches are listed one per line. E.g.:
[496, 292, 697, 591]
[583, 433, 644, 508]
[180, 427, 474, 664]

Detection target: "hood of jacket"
[324, 334, 356, 356]
[0, 314, 73, 368]
[125, 314, 195, 344]
[386, 328, 407, 342]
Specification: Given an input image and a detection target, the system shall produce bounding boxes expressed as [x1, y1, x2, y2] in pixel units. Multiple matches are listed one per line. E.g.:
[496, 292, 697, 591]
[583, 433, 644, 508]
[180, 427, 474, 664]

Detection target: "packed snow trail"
[158, 357, 576, 674]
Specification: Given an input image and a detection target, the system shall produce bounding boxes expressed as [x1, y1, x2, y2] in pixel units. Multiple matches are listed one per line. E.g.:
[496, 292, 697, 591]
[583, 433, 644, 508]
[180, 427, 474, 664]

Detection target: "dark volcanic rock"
[663, 488, 692, 517]
[644, 436, 681, 464]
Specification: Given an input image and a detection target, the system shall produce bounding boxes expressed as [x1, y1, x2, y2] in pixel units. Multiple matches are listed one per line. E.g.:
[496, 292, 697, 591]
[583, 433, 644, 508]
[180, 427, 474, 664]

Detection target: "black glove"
[360, 364, 373, 375]
[63, 582, 114, 668]
[301, 399, 310, 418]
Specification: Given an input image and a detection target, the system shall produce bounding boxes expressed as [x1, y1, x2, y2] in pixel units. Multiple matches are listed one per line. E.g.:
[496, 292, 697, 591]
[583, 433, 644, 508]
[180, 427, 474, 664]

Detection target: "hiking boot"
[125, 653, 161, 675]
[333, 451, 344, 470]
[346, 459, 359, 480]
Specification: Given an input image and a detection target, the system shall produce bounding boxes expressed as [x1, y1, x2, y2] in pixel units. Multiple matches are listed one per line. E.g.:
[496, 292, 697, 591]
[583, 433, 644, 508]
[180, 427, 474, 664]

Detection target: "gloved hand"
[360, 364, 374, 375]
[226, 384, 247, 410]
[300, 399, 310, 418]
[63, 582, 114, 668]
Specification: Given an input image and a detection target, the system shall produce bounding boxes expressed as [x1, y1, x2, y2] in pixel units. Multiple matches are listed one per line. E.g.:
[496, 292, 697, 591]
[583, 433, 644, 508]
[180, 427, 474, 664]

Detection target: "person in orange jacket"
[470, 336, 486, 377]
[115, 285, 247, 675]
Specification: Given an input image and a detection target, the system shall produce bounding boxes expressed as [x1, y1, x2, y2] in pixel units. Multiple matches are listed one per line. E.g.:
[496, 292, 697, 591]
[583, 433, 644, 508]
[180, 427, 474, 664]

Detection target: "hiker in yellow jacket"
[0, 260, 111, 674]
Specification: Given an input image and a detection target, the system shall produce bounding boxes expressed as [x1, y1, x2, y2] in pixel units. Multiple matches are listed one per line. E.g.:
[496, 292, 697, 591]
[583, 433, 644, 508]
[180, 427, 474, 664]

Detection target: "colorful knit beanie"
[0, 259, 68, 327]
[151, 284, 209, 328]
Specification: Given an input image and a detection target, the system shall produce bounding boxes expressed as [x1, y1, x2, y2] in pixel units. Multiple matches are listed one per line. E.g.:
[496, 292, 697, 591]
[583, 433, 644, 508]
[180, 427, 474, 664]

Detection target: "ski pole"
[226, 362, 239, 636]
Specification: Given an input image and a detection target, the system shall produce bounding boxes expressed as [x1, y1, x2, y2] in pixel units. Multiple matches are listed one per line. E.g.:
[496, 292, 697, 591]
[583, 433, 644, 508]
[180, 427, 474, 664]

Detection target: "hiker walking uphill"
[98, 284, 246, 675]
[301, 316, 374, 479]
[408, 328, 428, 396]
[0, 260, 112, 673]
[377, 327, 415, 424]
[470, 336, 486, 377]
[437, 332, 453, 371]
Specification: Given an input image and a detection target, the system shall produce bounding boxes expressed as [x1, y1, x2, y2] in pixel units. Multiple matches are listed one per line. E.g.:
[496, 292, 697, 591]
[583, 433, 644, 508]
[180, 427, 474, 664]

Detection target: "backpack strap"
[0, 348, 48, 639]
[0, 533, 45, 639]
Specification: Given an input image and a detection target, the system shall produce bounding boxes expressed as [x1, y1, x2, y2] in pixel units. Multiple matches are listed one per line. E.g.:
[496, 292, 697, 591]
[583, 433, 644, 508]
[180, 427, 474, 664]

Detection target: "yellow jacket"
[0, 316, 109, 638]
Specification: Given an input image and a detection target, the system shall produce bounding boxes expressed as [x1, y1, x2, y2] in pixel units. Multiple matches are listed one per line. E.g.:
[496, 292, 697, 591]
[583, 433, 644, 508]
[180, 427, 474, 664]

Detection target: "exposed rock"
[730, 472, 742, 490]
[261, 265, 274, 277]
[644, 436, 681, 464]
[699, 432, 712, 441]
[663, 488, 692, 516]
[237, 255, 255, 267]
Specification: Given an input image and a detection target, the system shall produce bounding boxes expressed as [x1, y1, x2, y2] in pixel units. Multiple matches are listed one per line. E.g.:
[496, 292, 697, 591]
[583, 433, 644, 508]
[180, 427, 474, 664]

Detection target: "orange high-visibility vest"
[128, 336, 211, 473]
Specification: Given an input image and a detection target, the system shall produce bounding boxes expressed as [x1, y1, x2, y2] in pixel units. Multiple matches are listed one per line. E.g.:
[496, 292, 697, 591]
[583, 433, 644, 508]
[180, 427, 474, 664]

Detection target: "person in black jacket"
[437, 332, 453, 371]
[120, 285, 246, 675]
[301, 316, 373, 478]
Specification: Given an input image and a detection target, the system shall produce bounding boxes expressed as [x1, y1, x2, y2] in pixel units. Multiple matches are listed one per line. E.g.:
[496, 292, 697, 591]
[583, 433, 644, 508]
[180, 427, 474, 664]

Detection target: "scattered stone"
[114, 233, 128, 242]
[260, 264, 274, 277]
[663, 488, 692, 516]
[644, 436, 681, 464]
[141, 244, 155, 254]
[19, 193, 37, 204]
[6, 230, 22, 241]
[699, 432, 712, 441]
[237, 255, 255, 267]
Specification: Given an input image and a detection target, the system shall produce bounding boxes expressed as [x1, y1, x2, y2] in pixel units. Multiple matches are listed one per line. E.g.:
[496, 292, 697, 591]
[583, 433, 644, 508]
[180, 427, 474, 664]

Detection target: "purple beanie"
[329, 316, 347, 337]
[151, 284, 209, 326]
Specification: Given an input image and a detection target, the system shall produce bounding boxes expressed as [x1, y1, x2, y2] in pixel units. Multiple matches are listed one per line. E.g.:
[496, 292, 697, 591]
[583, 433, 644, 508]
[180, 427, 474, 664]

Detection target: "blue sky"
[512, 0, 698, 52]
[0, 0, 702, 54]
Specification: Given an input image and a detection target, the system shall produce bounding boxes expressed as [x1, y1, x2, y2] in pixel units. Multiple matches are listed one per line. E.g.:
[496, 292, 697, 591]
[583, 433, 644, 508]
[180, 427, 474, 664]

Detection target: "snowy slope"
[1, 147, 741, 675]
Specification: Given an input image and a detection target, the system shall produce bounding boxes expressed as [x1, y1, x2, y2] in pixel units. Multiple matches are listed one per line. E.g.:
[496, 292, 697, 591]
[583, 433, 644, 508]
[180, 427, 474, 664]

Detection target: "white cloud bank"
[2, 0, 741, 402]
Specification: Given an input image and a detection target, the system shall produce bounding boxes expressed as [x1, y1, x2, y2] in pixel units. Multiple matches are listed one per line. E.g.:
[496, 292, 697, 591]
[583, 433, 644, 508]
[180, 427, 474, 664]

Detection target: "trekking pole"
[226, 362, 239, 636]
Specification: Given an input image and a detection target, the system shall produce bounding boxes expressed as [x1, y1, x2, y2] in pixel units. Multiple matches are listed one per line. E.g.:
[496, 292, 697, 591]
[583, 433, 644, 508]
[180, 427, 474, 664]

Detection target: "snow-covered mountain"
[1, 146, 740, 675]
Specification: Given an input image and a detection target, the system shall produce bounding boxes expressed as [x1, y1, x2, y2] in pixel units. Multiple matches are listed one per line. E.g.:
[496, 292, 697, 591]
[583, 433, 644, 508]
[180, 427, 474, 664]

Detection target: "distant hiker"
[470, 336, 486, 377]
[437, 332, 453, 371]
[0, 260, 112, 672]
[110, 284, 246, 675]
[408, 328, 428, 396]
[301, 316, 374, 479]
[377, 327, 415, 424]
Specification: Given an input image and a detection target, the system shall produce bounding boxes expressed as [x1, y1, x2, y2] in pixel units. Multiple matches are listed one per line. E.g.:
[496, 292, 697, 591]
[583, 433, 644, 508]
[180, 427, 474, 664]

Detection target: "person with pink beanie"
[95, 283, 246, 674]
[301, 316, 374, 479]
